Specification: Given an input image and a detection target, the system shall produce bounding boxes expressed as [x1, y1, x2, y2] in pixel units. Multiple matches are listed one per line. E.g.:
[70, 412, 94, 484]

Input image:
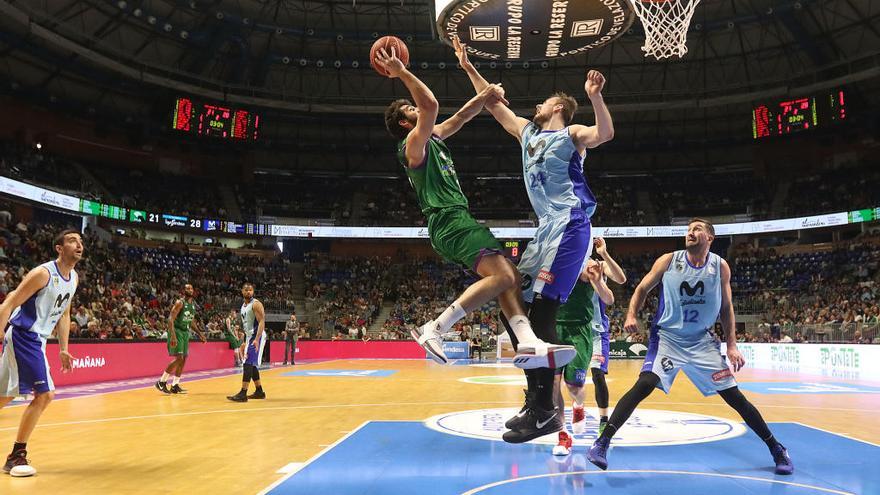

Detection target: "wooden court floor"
[0, 358, 878, 494]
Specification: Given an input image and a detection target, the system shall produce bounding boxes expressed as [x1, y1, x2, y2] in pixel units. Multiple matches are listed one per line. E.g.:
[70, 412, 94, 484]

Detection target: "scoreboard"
[81, 200, 269, 235]
[503, 240, 522, 261]
[172, 97, 260, 141]
[752, 90, 846, 139]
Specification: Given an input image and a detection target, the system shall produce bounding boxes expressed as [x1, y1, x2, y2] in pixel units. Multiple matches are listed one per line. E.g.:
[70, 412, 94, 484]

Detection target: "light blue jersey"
[240, 298, 260, 340]
[9, 261, 78, 339]
[653, 251, 723, 344]
[520, 123, 597, 219]
[590, 289, 609, 334]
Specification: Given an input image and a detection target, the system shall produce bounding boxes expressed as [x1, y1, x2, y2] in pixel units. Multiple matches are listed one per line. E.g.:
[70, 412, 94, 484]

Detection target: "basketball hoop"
[628, 0, 701, 59]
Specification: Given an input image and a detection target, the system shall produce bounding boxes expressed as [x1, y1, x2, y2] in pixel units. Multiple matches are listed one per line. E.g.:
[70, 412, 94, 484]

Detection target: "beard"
[532, 112, 548, 126]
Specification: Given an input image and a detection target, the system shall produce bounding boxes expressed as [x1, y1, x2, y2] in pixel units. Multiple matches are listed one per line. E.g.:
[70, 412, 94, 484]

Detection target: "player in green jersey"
[551, 238, 626, 455]
[155, 284, 206, 394]
[375, 47, 575, 370]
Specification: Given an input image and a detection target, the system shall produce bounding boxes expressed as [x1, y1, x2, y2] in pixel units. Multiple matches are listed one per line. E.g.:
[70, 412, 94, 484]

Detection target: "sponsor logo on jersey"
[538, 269, 555, 284]
[661, 356, 674, 372]
[712, 369, 733, 382]
[425, 407, 746, 446]
[679, 281, 705, 297]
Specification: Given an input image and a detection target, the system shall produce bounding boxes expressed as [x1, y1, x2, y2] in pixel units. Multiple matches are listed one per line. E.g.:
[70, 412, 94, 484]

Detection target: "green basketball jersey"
[398, 135, 468, 214]
[556, 281, 595, 325]
[174, 299, 196, 333]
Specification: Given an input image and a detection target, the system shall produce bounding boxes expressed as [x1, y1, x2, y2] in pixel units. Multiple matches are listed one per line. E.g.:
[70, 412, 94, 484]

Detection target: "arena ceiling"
[0, 0, 879, 171]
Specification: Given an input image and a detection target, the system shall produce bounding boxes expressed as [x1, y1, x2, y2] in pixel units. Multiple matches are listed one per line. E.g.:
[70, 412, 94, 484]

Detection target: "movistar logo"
[679, 281, 705, 297]
[54, 293, 71, 309]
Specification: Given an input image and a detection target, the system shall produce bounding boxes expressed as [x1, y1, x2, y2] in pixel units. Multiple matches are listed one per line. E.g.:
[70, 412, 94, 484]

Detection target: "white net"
[628, 0, 702, 59]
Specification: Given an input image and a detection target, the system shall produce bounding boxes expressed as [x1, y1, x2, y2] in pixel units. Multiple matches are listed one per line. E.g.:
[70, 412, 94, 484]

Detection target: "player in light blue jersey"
[455, 37, 614, 444]
[227, 282, 267, 402]
[0, 229, 81, 477]
[587, 218, 793, 475]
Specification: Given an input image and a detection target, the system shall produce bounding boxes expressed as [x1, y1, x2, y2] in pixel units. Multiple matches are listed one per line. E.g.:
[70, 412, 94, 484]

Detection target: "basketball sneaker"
[155, 381, 170, 394]
[3, 450, 36, 477]
[512, 340, 576, 369]
[410, 321, 447, 364]
[247, 390, 266, 400]
[571, 403, 586, 435]
[552, 431, 573, 456]
[504, 390, 533, 429]
[587, 436, 610, 470]
[226, 391, 248, 402]
[770, 443, 794, 475]
[170, 384, 187, 394]
[502, 406, 562, 444]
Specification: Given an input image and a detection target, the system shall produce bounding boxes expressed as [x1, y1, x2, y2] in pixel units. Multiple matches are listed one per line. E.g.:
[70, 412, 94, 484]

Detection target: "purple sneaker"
[587, 436, 610, 470]
[770, 443, 793, 475]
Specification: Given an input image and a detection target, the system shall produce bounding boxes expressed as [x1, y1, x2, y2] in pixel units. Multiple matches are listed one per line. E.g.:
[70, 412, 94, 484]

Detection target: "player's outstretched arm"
[0, 267, 50, 341]
[571, 70, 614, 150]
[594, 237, 626, 284]
[375, 47, 438, 167]
[624, 253, 672, 333]
[453, 37, 529, 142]
[434, 84, 507, 140]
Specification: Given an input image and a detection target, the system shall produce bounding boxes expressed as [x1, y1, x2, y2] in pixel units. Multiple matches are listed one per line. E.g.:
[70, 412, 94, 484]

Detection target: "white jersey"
[240, 299, 260, 339]
[9, 261, 78, 339]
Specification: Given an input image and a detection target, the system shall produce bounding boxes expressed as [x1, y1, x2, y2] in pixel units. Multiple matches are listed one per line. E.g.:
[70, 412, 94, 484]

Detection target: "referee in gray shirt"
[284, 314, 299, 365]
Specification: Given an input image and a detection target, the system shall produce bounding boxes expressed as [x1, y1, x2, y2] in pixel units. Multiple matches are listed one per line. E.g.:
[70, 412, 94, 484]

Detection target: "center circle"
[425, 408, 747, 447]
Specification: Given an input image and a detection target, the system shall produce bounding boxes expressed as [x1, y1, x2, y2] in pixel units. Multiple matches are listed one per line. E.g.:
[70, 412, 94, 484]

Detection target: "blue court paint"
[265, 422, 878, 495]
[280, 369, 397, 377]
[739, 381, 880, 394]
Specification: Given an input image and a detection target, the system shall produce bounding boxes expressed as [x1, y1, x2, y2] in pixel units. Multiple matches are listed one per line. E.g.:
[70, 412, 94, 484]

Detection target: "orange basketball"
[370, 36, 410, 77]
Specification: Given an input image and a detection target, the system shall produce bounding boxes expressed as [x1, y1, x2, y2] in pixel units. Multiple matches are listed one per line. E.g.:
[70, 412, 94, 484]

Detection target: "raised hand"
[480, 83, 509, 106]
[594, 237, 607, 256]
[585, 69, 606, 97]
[374, 47, 406, 78]
[452, 36, 472, 69]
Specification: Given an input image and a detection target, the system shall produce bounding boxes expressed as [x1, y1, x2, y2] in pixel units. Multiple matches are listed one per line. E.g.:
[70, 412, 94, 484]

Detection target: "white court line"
[256, 421, 370, 495]
[641, 400, 879, 414]
[788, 421, 880, 447]
[275, 463, 304, 475]
[460, 470, 856, 495]
[0, 400, 520, 432]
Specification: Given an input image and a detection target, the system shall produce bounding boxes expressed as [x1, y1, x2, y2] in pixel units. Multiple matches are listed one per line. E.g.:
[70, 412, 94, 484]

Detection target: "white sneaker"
[552, 431, 572, 456]
[513, 340, 576, 369]
[410, 321, 448, 364]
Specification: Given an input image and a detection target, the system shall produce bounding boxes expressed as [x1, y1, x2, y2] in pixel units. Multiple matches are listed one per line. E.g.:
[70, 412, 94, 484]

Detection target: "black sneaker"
[505, 389, 533, 429]
[227, 392, 248, 402]
[247, 390, 266, 400]
[155, 381, 170, 394]
[502, 406, 562, 444]
[3, 450, 35, 476]
[170, 384, 187, 394]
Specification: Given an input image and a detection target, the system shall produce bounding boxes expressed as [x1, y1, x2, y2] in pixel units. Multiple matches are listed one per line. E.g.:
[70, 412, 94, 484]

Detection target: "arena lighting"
[147, 15, 157, 24]
[35, 143, 42, 150]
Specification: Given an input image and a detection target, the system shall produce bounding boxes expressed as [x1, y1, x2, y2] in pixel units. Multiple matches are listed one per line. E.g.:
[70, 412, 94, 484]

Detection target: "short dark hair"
[242, 282, 255, 289]
[54, 229, 81, 248]
[550, 92, 578, 124]
[688, 217, 715, 237]
[384, 99, 412, 140]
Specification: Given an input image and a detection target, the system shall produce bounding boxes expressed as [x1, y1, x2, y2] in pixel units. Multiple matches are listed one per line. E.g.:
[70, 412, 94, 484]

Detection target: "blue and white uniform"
[517, 123, 595, 303]
[589, 288, 611, 374]
[642, 250, 737, 396]
[0, 261, 78, 396]
[241, 298, 265, 366]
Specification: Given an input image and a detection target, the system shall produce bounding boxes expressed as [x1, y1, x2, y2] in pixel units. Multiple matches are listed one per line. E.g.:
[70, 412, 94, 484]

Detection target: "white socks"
[435, 302, 466, 334]
[508, 315, 539, 343]
[160, 372, 170, 383]
[172, 376, 181, 386]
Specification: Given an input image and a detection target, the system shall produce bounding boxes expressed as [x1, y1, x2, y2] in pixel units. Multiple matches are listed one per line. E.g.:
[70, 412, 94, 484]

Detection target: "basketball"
[370, 35, 409, 77]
